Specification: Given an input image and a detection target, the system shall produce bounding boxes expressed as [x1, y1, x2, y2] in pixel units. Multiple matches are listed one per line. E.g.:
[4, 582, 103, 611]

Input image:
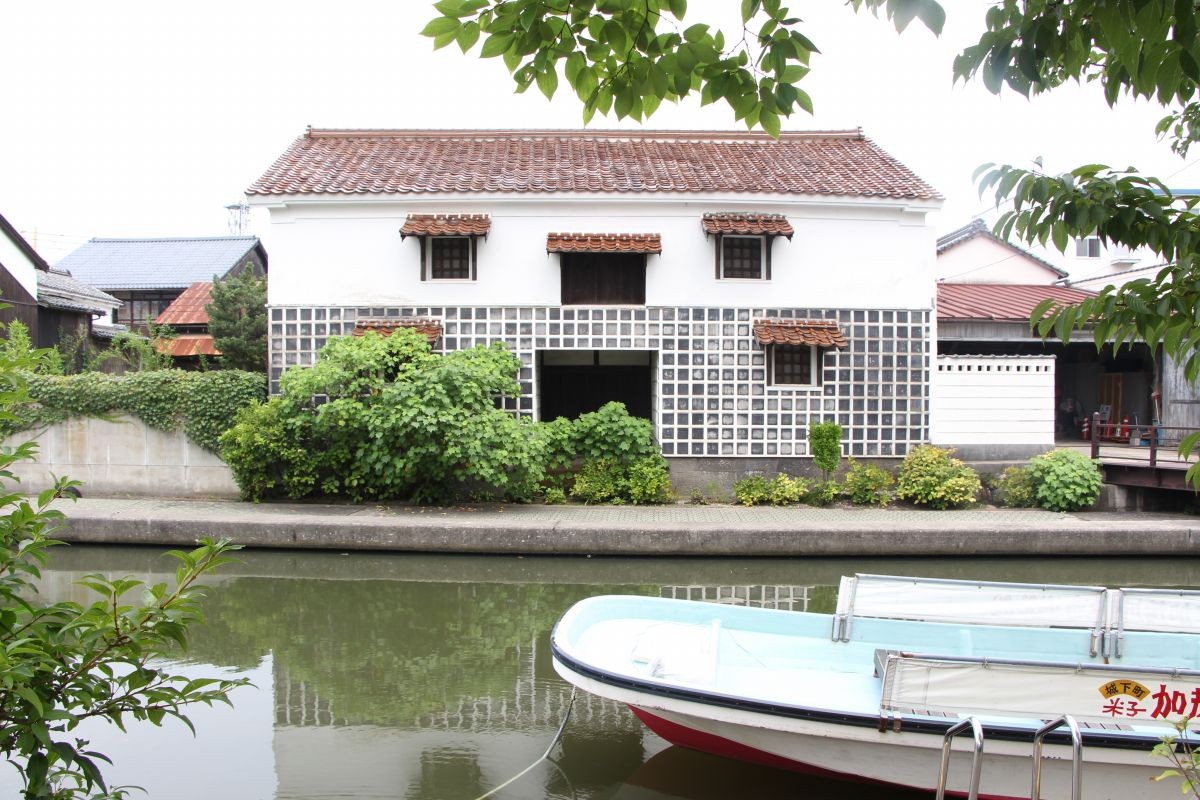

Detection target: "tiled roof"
[936, 219, 1067, 278]
[248, 128, 940, 200]
[55, 236, 264, 290]
[37, 269, 120, 314]
[352, 318, 443, 341]
[156, 281, 213, 326]
[753, 319, 848, 348]
[156, 334, 219, 357]
[400, 214, 491, 237]
[91, 323, 127, 341]
[937, 283, 1096, 322]
[702, 213, 794, 238]
[546, 233, 662, 254]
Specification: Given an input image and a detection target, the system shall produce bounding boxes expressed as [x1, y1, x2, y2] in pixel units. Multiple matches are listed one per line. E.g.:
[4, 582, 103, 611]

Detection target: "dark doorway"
[539, 351, 653, 420]
[560, 253, 645, 305]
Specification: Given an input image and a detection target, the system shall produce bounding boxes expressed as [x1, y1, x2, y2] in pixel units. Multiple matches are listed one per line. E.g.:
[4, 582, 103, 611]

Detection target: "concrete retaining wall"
[3, 415, 239, 498]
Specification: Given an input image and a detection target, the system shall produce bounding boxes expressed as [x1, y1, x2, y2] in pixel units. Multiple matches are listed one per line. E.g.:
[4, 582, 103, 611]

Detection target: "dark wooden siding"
[0, 265, 40, 344]
[560, 253, 645, 305]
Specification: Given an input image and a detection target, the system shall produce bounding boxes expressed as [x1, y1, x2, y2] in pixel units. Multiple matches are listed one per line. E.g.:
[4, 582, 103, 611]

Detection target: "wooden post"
[1090, 411, 1100, 459]
[1149, 423, 1158, 467]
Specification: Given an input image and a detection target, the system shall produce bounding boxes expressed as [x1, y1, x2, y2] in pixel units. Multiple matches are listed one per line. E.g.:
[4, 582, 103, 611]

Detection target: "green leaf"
[420, 16, 461, 39]
[480, 33, 513, 58]
[536, 67, 559, 99]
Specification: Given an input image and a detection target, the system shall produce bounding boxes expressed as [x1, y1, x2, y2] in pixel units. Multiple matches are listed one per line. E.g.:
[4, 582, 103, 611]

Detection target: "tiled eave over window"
[546, 233, 662, 254]
[753, 318, 849, 348]
[399, 214, 491, 238]
[702, 213, 794, 239]
[352, 318, 443, 342]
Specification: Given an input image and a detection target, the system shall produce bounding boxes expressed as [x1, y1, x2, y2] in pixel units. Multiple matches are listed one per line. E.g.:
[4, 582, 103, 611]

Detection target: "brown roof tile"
[248, 129, 940, 200]
[546, 233, 662, 254]
[702, 213, 794, 238]
[156, 334, 219, 357]
[352, 318, 443, 341]
[156, 281, 213, 326]
[399, 214, 491, 237]
[753, 319, 848, 348]
[937, 284, 1096, 322]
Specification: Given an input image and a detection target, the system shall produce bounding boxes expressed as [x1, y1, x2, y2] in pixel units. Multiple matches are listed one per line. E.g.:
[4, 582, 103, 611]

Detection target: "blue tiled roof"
[55, 236, 264, 290]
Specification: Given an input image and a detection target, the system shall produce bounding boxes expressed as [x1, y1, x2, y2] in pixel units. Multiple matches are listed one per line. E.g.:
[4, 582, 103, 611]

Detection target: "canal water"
[7, 547, 1199, 799]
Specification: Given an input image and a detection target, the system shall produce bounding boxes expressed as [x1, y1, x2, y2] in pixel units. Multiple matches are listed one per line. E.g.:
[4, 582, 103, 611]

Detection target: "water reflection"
[15, 547, 1200, 799]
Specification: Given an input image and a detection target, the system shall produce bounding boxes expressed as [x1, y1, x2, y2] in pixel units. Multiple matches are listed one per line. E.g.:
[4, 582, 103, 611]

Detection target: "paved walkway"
[50, 497, 1200, 556]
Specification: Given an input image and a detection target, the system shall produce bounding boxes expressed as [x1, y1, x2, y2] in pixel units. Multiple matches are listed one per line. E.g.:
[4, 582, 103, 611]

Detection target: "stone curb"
[52, 499, 1200, 557]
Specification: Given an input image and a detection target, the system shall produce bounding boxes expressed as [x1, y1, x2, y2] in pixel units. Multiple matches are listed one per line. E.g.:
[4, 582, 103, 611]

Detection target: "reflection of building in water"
[274, 638, 640, 734]
[660, 584, 812, 612]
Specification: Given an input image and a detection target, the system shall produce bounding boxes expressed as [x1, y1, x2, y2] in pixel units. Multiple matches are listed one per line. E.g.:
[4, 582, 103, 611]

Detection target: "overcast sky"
[3, 0, 1197, 263]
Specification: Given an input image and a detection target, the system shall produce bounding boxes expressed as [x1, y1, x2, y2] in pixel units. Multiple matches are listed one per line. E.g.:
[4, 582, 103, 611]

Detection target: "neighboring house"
[155, 281, 220, 364]
[55, 236, 266, 332]
[933, 219, 1156, 455]
[247, 127, 942, 477]
[0, 212, 120, 348]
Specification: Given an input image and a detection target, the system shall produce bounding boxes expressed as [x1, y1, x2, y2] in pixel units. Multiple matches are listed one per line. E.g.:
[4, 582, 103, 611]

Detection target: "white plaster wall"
[2, 415, 238, 498]
[931, 355, 1055, 446]
[937, 238, 1062, 284]
[259, 196, 937, 311]
[0, 230, 42, 298]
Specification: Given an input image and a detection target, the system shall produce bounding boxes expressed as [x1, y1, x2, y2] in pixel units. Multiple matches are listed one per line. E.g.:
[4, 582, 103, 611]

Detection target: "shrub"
[542, 486, 566, 505]
[733, 474, 771, 506]
[1026, 449, 1104, 512]
[995, 465, 1036, 508]
[627, 455, 674, 504]
[570, 402, 659, 464]
[809, 421, 842, 479]
[895, 445, 982, 509]
[768, 473, 810, 505]
[805, 479, 842, 507]
[844, 459, 894, 506]
[571, 455, 673, 505]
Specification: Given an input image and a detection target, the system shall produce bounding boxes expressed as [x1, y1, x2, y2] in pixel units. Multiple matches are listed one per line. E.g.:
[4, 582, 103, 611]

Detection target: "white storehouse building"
[247, 128, 941, 477]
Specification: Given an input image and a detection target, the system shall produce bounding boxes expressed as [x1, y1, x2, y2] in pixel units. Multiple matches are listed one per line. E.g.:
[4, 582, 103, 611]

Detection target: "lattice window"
[721, 236, 765, 279]
[770, 345, 818, 386]
[429, 237, 472, 280]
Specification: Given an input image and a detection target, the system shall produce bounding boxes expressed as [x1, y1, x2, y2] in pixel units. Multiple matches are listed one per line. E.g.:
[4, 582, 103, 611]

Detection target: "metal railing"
[1089, 411, 1197, 468]
[1031, 715, 1083, 800]
[935, 717, 985, 800]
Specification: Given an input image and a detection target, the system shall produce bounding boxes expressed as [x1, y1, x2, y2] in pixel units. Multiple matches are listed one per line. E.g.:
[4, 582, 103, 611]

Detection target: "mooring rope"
[469, 686, 578, 800]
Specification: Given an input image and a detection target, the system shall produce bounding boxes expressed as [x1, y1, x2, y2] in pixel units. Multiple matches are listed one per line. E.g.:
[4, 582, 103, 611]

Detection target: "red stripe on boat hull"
[628, 705, 1025, 800]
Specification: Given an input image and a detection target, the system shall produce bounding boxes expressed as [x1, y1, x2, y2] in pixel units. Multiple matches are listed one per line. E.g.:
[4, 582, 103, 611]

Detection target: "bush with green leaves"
[570, 455, 672, 505]
[569, 401, 659, 464]
[843, 459, 894, 506]
[995, 465, 1036, 508]
[809, 421, 842, 480]
[10, 369, 265, 452]
[733, 474, 771, 506]
[221, 331, 546, 503]
[804, 479, 842, 507]
[769, 473, 810, 505]
[1026, 448, 1104, 512]
[895, 445, 982, 510]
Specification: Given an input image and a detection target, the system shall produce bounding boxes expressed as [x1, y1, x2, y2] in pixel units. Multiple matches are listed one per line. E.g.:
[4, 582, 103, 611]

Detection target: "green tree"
[0, 314, 245, 798]
[426, 0, 1200, 485]
[206, 271, 267, 373]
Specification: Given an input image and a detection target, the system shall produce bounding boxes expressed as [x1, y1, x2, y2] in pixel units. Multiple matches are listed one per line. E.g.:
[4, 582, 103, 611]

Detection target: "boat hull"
[553, 658, 1171, 800]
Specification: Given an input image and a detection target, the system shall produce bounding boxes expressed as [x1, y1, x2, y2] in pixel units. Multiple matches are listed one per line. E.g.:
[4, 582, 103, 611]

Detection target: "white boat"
[551, 574, 1200, 800]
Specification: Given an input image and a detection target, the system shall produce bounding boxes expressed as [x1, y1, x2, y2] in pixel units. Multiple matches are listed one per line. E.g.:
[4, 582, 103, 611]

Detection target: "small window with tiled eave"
[768, 344, 821, 387]
[720, 235, 768, 279]
[427, 236, 473, 280]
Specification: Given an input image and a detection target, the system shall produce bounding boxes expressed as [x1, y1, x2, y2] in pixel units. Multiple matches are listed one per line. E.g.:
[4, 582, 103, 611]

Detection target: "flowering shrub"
[895, 445, 981, 509]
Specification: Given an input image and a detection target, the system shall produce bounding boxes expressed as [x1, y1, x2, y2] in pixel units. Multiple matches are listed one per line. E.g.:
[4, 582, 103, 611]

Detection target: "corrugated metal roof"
[937, 283, 1096, 322]
[156, 281, 213, 326]
[55, 236, 263, 290]
[156, 334, 219, 357]
[37, 269, 120, 314]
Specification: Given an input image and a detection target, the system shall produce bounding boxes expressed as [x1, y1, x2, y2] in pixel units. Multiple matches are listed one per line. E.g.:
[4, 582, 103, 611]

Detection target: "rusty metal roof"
[156, 334, 219, 357]
[937, 283, 1096, 322]
[156, 281, 213, 326]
